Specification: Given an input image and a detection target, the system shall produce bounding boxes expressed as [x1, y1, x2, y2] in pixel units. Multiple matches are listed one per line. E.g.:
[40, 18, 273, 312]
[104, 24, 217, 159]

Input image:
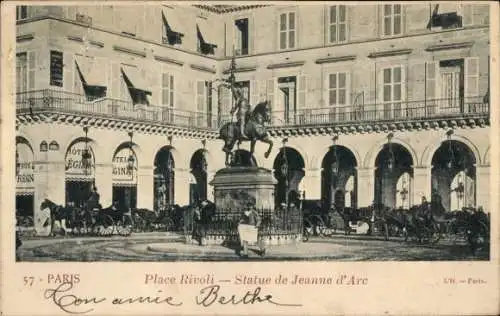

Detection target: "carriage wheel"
[98, 215, 115, 236]
[164, 219, 175, 232]
[467, 220, 490, 253]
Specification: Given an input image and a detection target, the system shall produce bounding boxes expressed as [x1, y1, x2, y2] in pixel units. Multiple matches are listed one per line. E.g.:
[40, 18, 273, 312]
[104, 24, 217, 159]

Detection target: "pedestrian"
[238, 204, 263, 257]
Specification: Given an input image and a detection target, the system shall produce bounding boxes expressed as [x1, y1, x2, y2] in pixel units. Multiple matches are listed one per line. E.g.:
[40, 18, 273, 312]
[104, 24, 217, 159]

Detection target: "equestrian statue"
[217, 55, 273, 166]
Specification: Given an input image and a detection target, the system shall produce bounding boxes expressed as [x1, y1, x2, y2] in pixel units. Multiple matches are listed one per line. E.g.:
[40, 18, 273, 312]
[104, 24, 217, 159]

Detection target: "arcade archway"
[374, 141, 414, 209]
[273, 147, 305, 206]
[112, 142, 138, 211]
[431, 140, 476, 212]
[16, 137, 35, 221]
[65, 137, 95, 207]
[190, 149, 208, 204]
[321, 145, 357, 209]
[154, 146, 175, 211]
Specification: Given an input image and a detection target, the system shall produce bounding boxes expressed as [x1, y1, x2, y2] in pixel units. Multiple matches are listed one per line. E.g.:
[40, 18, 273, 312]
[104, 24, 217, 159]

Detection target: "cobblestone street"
[16, 232, 489, 262]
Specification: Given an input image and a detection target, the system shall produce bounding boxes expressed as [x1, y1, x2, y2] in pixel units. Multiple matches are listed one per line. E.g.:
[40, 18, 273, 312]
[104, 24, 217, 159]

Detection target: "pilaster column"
[174, 168, 191, 206]
[94, 163, 113, 207]
[300, 168, 322, 200]
[137, 166, 154, 209]
[475, 164, 490, 210]
[34, 156, 65, 235]
[412, 165, 431, 206]
[356, 167, 375, 207]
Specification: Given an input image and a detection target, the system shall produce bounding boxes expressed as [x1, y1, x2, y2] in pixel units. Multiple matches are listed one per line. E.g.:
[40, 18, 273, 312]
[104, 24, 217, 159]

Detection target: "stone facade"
[15, 4, 491, 230]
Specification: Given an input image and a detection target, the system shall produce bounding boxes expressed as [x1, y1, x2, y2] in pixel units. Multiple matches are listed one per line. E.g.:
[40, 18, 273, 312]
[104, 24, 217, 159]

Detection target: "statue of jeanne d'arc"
[222, 55, 251, 139]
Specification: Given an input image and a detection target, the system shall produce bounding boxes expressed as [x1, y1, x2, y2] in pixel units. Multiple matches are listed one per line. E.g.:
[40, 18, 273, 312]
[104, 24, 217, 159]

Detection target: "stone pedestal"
[210, 167, 277, 211]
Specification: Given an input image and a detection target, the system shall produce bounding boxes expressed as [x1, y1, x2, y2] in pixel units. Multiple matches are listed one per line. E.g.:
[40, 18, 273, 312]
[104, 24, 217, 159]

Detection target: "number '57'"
[23, 276, 34, 286]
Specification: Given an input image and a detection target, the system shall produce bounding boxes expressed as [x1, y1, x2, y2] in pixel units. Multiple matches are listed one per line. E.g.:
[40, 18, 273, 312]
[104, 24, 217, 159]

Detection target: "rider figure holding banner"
[223, 53, 251, 140]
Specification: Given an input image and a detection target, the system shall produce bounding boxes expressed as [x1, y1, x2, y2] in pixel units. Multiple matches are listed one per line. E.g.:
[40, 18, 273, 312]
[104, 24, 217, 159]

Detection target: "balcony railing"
[16, 89, 219, 129]
[16, 89, 489, 130]
[265, 97, 489, 127]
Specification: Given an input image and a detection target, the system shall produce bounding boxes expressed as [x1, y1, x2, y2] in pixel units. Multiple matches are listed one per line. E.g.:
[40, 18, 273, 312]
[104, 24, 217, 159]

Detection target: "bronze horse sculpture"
[218, 100, 273, 166]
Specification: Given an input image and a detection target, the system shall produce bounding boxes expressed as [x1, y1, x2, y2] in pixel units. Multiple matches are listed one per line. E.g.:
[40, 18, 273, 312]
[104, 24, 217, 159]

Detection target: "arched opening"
[431, 140, 476, 212]
[233, 149, 257, 167]
[112, 142, 138, 211]
[190, 149, 208, 204]
[65, 138, 95, 207]
[321, 145, 358, 209]
[273, 147, 305, 206]
[154, 146, 175, 212]
[16, 137, 35, 224]
[374, 142, 414, 209]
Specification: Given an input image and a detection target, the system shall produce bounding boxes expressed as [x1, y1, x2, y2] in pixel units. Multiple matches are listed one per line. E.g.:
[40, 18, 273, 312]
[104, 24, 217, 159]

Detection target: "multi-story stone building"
[15, 4, 491, 232]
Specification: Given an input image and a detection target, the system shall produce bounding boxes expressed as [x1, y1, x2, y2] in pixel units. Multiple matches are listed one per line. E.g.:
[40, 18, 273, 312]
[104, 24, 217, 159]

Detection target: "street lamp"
[446, 130, 455, 170]
[400, 175, 409, 208]
[201, 139, 208, 173]
[456, 172, 465, 209]
[127, 131, 135, 172]
[331, 134, 339, 177]
[281, 138, 289, 207]
[82, 126, 92, 175]
[386, 133, 395, 172]
[15, 147, 20, 177]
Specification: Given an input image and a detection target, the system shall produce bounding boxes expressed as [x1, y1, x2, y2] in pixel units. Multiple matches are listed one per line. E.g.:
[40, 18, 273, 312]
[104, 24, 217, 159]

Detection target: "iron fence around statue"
[184, 208, 303, 241]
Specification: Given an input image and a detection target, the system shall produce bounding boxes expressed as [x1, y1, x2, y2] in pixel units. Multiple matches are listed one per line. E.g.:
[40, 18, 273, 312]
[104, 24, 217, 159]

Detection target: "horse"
[218, 101, 273, 166]
[40, 199, 74, 236]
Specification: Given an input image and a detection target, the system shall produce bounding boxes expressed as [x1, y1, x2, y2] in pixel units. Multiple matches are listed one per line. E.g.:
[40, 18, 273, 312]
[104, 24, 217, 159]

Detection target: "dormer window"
[427, 4, 463, 30]
[162, 9, 184, 45]
[196, 21, 217, 55]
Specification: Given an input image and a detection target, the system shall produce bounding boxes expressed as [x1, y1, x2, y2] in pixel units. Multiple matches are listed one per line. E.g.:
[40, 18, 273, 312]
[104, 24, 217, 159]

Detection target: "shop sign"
[16, 143, 35, 189]
[112, 148, 137, 184]
[65, 142, 94, 177]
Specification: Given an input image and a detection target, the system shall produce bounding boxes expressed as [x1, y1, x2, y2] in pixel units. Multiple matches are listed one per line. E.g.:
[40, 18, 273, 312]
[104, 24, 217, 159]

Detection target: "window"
[162, 10, 184, 45]
[279, 12, 296, 50]
[16, 6, 28, 21]
[383, 4, 402, 36]
[428, 3, 464, 30]
[196, 22, 217, 55]
[50, 51, 64, 87]
[235, 18, 249, 55]
[381, 66, 404, 118]
[329, 5, 347, 43]
[329, 72, 348, 106]
[196, 81, 214, 127]
[161, 73, 174, 107]
[16, 53, 28, 93]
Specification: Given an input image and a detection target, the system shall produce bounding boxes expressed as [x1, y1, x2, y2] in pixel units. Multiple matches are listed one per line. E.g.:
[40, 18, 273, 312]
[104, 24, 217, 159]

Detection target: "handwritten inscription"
[44, 282, 182, 314]
[195, 285, 301, 307]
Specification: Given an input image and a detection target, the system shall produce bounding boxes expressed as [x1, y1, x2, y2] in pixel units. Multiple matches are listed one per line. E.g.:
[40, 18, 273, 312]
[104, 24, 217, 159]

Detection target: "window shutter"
[259, 80, 267, 100]
[162, 72, 169, 107]
[169, 75, 174, 108]
[377, 67, 384, 104]
[62, 52, 72, 92]
[460, 4, 474, 26]
[378, 5, 384, 37]
[401, 4, 406, 35]
[409, 62, 426, 101]
[196, 80, 205, 112]
[465, 57, 479, 99]
[111, 63, 120, 99]
[28, 51, 36, 90]
[250, 80, 259, 105]
[220, 86, 231, 117]
[73, 59, 84, 95]
[401, 65, 407, 102]
[345, 72, 351, 106]
[297, 75, 307, 110]
[425, 62, 437, 100]
[266, 78, 276, 111]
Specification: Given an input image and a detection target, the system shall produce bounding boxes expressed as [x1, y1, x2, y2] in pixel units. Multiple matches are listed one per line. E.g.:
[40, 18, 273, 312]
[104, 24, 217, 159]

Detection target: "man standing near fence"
[238, 204, 264, 257]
